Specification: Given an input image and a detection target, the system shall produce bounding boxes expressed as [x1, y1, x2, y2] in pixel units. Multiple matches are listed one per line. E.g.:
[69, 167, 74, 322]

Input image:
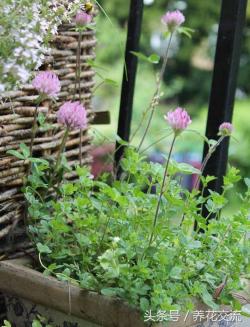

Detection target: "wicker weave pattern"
[0, 24, 96, 258]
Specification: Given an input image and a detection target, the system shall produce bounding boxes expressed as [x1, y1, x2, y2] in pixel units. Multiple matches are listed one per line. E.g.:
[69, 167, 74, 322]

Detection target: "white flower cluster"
[51, 0, 86, 22]
[0, 0, 85, 92]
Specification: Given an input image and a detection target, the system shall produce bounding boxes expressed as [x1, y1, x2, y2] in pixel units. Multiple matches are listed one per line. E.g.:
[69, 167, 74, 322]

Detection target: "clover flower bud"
[57, 101, 87, 130]
[164, 107, 191, 135]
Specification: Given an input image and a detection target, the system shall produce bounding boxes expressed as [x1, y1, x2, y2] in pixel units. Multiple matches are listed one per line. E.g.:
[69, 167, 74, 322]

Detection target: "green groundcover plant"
[2, 316, 53, 327]
[7, 3, 250, 324]
[25, 149, 250, 315]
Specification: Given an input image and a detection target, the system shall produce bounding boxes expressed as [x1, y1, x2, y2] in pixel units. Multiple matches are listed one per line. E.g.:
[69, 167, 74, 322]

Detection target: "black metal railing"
[115, 0, 144, 176]
[115, 0, 247, 202]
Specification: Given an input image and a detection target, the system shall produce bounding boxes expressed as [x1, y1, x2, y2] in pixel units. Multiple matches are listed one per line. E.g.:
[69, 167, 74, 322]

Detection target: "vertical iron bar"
[115, 0, 144, 173]
[202, 0, 247, 198]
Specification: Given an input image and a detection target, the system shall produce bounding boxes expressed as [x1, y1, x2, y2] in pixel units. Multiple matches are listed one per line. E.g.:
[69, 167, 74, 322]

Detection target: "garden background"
[91, 0, 250, 213]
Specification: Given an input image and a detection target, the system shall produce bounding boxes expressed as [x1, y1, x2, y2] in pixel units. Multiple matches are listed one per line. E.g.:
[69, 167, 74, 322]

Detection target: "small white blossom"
[0, 84, 5, 92]
[112, 237, 121, 243]
[0, 0, 85, 90]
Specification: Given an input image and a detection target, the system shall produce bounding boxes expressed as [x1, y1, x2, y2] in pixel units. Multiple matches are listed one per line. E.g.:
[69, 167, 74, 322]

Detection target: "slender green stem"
[92, 80, 105, 93]
[135, 33, 173, 150]
[148, 135, 176, 247]
[55, 128, 69, 172]
[93, 0, 128, 80]
[74, 28, 84, 165]
[27, 98, 42, 176]
[97, 216, 111, 255]
[77, 31, 83, 166]
[74, 59, 78, 100]
[92, 128, 124, 181]
[196, 208, 219, 234]
[78, 31, 82, 102]
[180, 136, 225, 227]
[25, 97, 43, 224]
[77, 31, 82, 166]
[74, 31, 80, 100]
[79, 131, 83, 166]
[193, 136, 225, 190]
[140, 131, 173, 155]
[29, 103, 39, 156]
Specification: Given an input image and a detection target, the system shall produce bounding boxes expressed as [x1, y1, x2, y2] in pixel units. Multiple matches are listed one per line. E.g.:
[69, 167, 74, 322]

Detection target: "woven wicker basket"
[0, 23, 96, 260]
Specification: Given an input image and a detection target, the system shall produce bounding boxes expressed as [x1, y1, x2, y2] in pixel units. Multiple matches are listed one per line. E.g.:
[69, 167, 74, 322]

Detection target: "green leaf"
[75, 234, 90, 246]
[103, 78, 118, 86]
[172, 161, 201, 175]
[35, 94, 44, 105]
[98, 249, 121, 278]
[37, 112, 46, 126]
[224, 166, 241, 189]
[208, 139, 218, 148]
[201, 175, 217, 187]
[47, 263, 57, 272]
[32, 321, 42, 327]
[37, 243, 52, 254]
[186, 240, 202, 250]
[37, 113, 52, 131]
[130, 51, 149, 62]
[241, 308, 250, 318]
[62, 268, 71, 277]
[29, 158, 49, 165]
[20, 143, 30, 158]
[163, 31, 171, 38]
[244, 178, 250, 188]
[50, 220, 70, 233]
[148, 53, 160, 64]
[79, 272, 98, 289]
[232, 298, 242, 311]
[178, 26, 195, 38]
[60, 154, 71, 171]
[6, 149, 25, 160]
[3, 321, 12, 327]
[206, 191, 227, 212]
[62, 183, 77, 195]
[170, 266, 183, 280]
[115, 135, 129, 146]
[131, 51, 160, 64]
[140, 297, 150, 312]
[101, 287, 118, 297]
[86, 59, 107, 71]
[199, 285, 219, 310]
[76, 166, 90, 178]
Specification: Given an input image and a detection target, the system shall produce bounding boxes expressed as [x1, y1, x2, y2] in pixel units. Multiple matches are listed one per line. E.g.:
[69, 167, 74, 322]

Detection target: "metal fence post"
[201, 0, 247, 199]
[114, 0, 144, 174]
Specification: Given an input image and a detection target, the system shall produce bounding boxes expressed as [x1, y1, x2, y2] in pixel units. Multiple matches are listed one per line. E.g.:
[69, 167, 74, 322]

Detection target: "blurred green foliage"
[96, 0, 250, 104]
[93, 0, 250, 185]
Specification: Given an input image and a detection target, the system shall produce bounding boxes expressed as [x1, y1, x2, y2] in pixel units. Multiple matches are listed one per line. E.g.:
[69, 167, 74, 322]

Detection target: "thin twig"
[55, 128, 69, 172]
[147, 135, 176, 248]
[180, 136, 225, 227]
[27, 103, 39, 176]
[78, 31, 83, 166]
[135, 33, 173, 150]
[140, 131, 173, 155]
[193, 136, 225, 190]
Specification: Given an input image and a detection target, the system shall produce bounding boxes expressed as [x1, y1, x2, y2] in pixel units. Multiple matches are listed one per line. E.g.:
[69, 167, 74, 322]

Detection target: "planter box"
[1, 260, 249, 327]
[4, 295, 99, 327]
[0, 260, 146, 327]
